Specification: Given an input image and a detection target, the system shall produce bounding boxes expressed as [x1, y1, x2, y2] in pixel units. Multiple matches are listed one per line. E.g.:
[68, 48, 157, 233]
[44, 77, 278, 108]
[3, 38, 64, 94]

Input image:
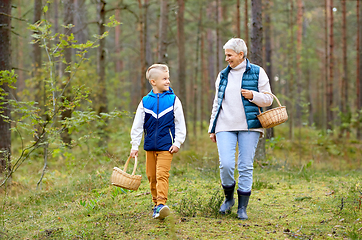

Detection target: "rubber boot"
[219, 183, 235, 214]
[237, 191, 250, 220]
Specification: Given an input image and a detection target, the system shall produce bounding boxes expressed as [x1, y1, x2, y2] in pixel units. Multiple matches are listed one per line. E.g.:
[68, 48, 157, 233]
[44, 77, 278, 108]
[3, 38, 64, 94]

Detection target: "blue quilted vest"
[142, 88, 176, 151]
[210, 58, 262, 133]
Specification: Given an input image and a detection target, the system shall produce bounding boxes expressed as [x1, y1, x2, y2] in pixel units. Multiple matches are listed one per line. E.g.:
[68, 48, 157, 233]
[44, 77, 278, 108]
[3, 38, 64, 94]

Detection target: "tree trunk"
[324, 0, 329, 132]
[177, 0, 186, 121]
[264, 0, 274, 139]
[218, 2, 226, 70]
[360, 0, 362, 115]
[96, 0, 107, 115]
[295, 0, 303, 127]
[54, 0, 59, 34]
[308, 67, 314, 126]
[16, 0, 24, 95]
[200, 8, 208, 131]
[74, 0, 87, 45]
[207, 2, 215, 114]
[327, 0, 334, 130]
[193, 9, 202, 138]
[144, 0, 152, 75]
[33, 0, 42, 107]
[138, 0, 147, 97]
[288, 0, 295, 140]
[341, 0, 347, 114]
[251, 0, 265, 160]
[250, 0, 263, 65]
[61, 0, 74, 146]
[216, 0, 220, 71]
[0, 0, 12, 174]
[54, 0, 60, 78]
[357, 0, 362, 139]
[236, 0, 241, 37]
[244, 0, 249, 45]
[158, 0, 168, 63]
[114, 8, 123, 73]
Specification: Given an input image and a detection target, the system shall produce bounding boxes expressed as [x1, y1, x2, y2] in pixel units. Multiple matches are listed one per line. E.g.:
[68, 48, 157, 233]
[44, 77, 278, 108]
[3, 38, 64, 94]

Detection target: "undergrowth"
[0, 125, 361, 239]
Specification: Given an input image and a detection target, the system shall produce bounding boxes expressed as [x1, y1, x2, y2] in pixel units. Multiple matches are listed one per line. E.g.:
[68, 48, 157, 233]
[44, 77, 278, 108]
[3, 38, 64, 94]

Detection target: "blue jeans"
[216, 131, 260, 193]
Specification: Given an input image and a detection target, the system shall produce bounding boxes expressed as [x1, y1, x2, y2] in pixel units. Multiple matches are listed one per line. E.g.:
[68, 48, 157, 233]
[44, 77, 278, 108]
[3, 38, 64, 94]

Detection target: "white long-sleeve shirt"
[208, 60, 273, 136]
[130, 96, 186, 151]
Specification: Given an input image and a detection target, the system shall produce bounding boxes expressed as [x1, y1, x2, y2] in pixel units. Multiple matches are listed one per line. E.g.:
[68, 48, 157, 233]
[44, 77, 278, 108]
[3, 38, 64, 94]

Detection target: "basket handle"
[123, 156, 138, 176]
[258, 92, 283, 114]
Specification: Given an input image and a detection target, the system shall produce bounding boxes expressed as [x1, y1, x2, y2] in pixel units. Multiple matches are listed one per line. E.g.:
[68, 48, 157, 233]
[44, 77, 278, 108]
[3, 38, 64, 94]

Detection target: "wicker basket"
[111, 156, 142, 191]
[257, 92, 288, 129]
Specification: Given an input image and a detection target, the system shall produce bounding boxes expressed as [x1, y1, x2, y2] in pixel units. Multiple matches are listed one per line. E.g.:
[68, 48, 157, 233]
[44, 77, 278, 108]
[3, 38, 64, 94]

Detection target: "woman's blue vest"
[210, 58, 262, 133]
[142, 88, 176, 151]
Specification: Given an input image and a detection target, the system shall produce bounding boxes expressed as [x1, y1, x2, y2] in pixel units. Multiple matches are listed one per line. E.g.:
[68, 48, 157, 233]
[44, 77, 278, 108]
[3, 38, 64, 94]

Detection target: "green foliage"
[175, 188, 223, 218]
[0, 70, 17, 90]
[298, 160, 314, 182]
[1, 15, 128, 188]
[104, 15, 121, 28]
[266, 135, 285, 151]
[79, 190, 104, 212]
[253, 178, 275, 190]
[0, 70, 17, 116]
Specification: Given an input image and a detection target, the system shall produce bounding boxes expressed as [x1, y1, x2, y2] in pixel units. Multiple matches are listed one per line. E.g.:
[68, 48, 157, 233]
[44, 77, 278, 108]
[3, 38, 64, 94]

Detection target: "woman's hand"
[209, 133, 216, 143]
[241, 89, 253, 100]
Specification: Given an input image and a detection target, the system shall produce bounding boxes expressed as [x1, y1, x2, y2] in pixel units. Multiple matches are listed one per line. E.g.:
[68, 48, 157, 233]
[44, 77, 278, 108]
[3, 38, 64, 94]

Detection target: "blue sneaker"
[153, 204, 170, 220]
[152, 205, 158, 218]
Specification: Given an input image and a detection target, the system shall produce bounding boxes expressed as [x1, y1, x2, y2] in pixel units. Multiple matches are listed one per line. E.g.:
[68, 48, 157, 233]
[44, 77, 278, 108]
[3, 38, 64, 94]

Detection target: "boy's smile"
[151, 70, 170, 93]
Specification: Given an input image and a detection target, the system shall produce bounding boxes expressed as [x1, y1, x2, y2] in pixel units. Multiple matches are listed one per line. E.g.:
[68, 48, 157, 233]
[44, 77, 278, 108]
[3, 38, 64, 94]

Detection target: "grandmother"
[208, 38, 273, 220]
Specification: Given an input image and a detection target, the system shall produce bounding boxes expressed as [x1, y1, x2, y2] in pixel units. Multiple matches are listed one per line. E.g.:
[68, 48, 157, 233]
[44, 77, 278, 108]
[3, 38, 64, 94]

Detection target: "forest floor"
[0, 127, 361, 239]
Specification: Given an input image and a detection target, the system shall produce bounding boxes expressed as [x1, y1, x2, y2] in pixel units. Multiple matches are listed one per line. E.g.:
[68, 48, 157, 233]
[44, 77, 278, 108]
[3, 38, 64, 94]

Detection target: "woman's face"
[224, 49, 244, 68]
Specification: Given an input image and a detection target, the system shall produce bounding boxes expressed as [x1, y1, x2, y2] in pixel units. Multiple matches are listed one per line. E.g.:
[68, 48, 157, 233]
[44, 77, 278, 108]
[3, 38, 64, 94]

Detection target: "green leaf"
[43, 5, 48, 13]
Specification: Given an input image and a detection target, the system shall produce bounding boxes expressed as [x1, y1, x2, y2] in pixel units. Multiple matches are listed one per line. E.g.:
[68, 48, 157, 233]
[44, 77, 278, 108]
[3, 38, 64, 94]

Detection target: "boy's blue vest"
[210, 58, 262, 133]
[142, 88, 176, 151]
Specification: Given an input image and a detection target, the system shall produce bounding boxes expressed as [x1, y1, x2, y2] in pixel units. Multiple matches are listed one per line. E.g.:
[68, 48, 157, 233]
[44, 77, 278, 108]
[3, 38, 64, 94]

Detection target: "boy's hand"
[209, 133, 216, 143]
[130, 150, 138, 158]
[169, 145, 179, 154]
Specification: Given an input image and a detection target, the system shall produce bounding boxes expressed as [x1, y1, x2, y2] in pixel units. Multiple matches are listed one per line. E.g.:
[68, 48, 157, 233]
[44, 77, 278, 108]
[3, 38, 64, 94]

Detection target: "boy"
[130, 64, 186, 220]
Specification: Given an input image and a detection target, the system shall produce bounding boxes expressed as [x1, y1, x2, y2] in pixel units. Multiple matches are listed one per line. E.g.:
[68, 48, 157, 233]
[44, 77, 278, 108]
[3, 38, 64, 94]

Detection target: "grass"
[1, 125, 362, 239]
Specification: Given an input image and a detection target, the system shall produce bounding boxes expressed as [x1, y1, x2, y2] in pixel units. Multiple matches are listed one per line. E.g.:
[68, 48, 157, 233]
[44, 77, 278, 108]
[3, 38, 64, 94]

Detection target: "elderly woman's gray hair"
[223, 38, 247, 58]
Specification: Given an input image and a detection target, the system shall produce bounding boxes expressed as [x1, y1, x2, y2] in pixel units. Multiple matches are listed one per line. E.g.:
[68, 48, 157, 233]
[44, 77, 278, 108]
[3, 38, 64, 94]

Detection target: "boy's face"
[151, 70, 170, 93]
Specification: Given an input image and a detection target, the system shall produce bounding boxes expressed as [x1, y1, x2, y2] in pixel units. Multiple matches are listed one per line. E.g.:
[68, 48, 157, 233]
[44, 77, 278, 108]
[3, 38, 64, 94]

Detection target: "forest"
[0, 0, 361, 239]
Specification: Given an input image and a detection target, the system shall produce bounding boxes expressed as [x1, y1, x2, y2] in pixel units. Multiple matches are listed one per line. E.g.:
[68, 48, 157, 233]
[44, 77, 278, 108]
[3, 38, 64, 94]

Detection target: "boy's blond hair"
[146, 64, 169, 82]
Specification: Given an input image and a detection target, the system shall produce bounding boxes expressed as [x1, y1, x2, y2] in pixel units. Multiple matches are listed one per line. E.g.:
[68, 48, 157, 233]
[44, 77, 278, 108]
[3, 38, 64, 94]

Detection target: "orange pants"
[146, 151, 173, 206]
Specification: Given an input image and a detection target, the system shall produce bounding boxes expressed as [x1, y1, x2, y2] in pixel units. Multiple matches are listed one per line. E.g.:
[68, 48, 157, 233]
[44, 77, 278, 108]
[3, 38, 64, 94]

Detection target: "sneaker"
[153, 204, 170, 220]
[152, 206, 158, 218]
